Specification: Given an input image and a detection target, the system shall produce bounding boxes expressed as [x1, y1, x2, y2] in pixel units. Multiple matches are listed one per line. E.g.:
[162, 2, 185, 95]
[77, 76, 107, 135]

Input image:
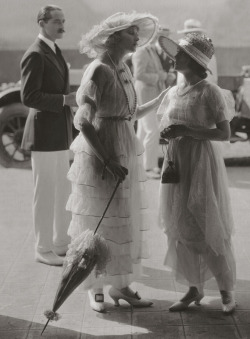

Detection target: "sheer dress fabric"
[158, 80, 236, 290]
[66, 59, 149, 289]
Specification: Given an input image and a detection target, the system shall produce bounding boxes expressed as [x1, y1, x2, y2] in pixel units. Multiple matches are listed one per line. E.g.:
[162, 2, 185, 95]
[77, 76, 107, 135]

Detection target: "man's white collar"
[38, 34, 56, 53]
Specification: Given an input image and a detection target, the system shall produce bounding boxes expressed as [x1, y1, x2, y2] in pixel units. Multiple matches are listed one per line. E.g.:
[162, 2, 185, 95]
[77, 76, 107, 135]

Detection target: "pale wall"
[1, 47, 250, 87]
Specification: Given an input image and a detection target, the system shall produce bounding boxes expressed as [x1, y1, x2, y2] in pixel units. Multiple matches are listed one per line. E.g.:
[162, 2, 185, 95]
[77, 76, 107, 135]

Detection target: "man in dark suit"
[21, 5, 76, 266]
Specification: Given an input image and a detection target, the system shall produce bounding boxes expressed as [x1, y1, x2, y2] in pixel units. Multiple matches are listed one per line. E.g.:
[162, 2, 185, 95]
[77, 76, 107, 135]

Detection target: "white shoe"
[153, 167, 161, 174]
[146, 169, 161, 180]
[169, 287, 204, 312]
[88, 289, 106, 313]
[109, 287, 153, 308]
[220, 290, 236, 314]
[53, 245, 69, 256]
[35, 251, 64, 266]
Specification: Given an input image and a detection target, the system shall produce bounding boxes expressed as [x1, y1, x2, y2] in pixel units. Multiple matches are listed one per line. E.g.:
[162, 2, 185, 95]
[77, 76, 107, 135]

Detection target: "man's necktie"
[54, 43, 61, 57]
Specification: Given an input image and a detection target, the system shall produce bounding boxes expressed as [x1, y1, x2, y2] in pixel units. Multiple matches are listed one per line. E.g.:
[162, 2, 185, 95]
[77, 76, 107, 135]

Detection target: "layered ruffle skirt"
[66, 119, 149, 289]
[159, 137, 236, 290]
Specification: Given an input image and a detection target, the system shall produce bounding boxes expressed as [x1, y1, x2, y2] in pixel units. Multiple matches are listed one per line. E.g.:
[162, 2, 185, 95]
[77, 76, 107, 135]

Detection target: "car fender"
[0, 86, 22, 108]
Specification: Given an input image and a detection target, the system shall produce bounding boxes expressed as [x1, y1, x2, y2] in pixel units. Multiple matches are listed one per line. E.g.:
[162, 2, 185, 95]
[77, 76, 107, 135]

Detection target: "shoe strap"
[95, 293, 104, 302]
[134, 291, 141, 300]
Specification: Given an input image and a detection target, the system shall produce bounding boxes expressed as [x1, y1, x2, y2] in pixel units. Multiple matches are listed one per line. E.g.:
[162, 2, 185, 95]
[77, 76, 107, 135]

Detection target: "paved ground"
[0, 163, 250, 339]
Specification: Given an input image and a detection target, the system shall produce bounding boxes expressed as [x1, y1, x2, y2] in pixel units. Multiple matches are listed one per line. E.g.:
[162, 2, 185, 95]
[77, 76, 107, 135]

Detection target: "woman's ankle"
[189, 285, 204, 294]
[118, 286, 137, 297]
[88, 289, 105, 312]
[90, 287, 103, 294]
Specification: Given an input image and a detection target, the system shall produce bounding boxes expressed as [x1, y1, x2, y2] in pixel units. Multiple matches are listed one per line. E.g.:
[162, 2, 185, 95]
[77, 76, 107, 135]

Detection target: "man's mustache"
[58, 29, 65, 33]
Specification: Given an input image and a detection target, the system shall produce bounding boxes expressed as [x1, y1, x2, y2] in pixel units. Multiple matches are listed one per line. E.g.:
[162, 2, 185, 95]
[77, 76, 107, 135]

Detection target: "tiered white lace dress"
[158, 79, 236, 291]
[66, 59, 148, 289]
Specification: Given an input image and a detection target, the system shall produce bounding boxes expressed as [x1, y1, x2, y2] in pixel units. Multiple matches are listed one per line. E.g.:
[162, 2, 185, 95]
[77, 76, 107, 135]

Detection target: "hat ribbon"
[179, 39, 210, 66]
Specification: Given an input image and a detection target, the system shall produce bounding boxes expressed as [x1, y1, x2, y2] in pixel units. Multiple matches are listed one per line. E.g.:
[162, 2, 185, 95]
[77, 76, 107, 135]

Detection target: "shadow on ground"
[0, 312, 183, 338]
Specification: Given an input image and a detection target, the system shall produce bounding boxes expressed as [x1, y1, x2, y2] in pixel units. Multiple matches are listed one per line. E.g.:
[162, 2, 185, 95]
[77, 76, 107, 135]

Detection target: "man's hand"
[64, 92, 77, 107]
[158, 71, 168, 81]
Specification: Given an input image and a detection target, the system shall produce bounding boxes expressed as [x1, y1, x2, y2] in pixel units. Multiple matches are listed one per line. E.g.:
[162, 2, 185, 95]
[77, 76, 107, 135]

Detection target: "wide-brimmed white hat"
[177, 19, 206, 34]
[159, 33, 214, 74]
[79, 12, 159, 58]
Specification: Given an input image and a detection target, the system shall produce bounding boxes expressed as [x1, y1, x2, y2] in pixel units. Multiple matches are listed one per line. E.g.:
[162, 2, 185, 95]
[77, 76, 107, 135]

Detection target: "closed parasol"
[41, 178, 122, 335]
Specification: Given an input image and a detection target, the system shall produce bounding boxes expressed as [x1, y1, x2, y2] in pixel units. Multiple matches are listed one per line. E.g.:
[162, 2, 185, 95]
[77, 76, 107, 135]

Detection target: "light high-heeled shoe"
[220, 290, 236, 315]
[88, 289, 106, 313]
[169, 286, 204, 312]
[109, 287, 153, 308]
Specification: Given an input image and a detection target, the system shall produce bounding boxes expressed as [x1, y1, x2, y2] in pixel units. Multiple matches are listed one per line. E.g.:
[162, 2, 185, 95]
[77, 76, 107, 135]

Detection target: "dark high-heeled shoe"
[88, 289, 106, 313]
[109, 287, 153, 308]
[169, 286, 204, 312]
[220, 290, 236, 315]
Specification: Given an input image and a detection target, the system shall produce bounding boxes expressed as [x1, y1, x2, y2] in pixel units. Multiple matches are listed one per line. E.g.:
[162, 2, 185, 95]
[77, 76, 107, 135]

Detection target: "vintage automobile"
[0, 82, 30, 168]
[218, 66, 250, 143]
[0, 69, 83, 168]
[231, 65, 250, 141]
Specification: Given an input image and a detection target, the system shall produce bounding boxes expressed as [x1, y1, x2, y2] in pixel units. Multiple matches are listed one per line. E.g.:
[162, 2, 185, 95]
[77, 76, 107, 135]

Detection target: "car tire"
[0, 103, 31, 168]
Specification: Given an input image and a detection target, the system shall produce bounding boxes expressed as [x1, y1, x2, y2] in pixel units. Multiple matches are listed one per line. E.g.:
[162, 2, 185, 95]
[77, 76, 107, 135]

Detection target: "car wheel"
[0, 103, 31, 168]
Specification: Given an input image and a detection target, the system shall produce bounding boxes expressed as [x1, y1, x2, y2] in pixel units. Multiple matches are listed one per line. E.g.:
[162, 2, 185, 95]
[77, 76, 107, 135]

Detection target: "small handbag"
[161, 160, 179, 183]
[161, 139, 180, 184]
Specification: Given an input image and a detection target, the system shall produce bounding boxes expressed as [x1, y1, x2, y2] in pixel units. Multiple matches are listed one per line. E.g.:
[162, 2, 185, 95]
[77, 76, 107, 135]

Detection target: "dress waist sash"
[97, 116, 132, 121]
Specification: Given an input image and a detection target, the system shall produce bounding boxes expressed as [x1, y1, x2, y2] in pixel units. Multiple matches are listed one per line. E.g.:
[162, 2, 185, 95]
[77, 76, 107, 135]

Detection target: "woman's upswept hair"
[37, 5, 62, 23]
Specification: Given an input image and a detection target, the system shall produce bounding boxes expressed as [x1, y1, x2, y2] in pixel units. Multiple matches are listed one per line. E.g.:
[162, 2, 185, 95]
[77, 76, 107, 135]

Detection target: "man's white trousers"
[31, 150, 71, 253]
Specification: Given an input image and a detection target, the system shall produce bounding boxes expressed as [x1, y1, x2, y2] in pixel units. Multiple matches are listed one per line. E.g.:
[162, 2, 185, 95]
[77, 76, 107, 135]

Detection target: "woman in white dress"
[66, 12, 167, 312]
[158, 33, 236, 314]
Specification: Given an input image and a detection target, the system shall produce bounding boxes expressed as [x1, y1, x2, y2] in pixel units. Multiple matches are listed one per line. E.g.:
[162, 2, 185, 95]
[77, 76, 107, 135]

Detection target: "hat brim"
[80, 12, 158, 57]
[177, 28, 206, 34]
[131, 17, 158, 47]
[102, 15, 158, 47]
[158, 35, 212, 74]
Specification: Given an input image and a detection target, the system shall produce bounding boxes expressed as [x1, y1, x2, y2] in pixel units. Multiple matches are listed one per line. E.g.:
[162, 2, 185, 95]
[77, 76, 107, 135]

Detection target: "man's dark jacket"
[21, 38, 73, 151]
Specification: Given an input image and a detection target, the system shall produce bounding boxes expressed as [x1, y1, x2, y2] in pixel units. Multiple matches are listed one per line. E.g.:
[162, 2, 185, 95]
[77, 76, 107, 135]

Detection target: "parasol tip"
[41, 318, 50, 336]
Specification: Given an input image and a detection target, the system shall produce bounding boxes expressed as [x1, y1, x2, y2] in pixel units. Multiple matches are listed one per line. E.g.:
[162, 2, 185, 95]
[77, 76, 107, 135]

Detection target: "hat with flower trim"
[159, 33, 215, 74]
[79, 12, 159, 58]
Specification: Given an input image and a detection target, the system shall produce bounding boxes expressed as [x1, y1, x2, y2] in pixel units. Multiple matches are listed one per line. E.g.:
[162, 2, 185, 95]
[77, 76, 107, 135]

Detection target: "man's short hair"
[37, 5, 62, 23]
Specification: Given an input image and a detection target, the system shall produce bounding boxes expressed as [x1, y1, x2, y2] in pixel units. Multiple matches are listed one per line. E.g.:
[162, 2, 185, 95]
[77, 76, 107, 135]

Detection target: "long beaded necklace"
[107, 52, 137, 117]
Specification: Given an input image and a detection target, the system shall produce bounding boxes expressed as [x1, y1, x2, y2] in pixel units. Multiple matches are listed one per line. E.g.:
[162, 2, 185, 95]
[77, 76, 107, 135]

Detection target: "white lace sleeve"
[221, 88, 235, 122]
[157, 91, 171, 131]
[73, 103, 94, 130]
[206, 84, 235, 123]
[76, 79, 98, 107]
[74, 80, 100, 130]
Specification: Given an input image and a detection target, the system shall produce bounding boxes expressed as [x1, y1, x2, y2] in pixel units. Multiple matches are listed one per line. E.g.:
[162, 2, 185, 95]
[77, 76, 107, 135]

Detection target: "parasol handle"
[41, 319, 50, 336]
[94, 178, 121, 235]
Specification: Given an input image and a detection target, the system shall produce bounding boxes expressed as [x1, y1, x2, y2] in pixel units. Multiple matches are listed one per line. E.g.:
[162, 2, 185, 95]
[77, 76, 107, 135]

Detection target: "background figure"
[67, 12, 167, 313]
[21, 5, 77, 266]
[158, 33, 236, 315]
[177, 19, 218, 84]
[155, 29, 176, 88]
[132, 27, 171, 179]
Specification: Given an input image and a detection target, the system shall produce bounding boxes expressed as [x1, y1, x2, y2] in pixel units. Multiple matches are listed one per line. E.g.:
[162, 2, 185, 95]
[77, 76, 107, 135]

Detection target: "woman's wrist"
[101, 158, 111, 180]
